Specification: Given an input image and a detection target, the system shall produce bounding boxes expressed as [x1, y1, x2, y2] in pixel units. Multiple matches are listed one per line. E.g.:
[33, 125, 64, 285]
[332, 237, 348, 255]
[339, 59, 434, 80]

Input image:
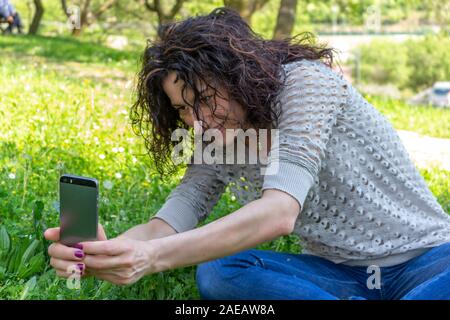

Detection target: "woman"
[44, 7, 450, 300]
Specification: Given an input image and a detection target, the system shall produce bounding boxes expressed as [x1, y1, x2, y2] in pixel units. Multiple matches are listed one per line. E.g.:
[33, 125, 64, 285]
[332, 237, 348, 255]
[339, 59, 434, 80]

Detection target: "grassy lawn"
[0, 35, 448, 299]
[365, 94, 450, 139]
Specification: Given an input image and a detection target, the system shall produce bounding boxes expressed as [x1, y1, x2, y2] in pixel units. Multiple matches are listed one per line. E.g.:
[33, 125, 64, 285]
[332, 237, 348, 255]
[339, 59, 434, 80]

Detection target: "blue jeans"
[1, 12, 23, 33]
[196, 242, 450, 300]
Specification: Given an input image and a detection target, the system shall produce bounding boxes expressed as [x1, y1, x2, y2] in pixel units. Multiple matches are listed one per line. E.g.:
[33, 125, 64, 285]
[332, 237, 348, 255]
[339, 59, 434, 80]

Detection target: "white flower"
[112, 147, 119, 153]
[8, 173, 15, 179]
[103, 180, 113, 190]
[132, 157, 137, 164]
[99, 154, 105, 160]
[115, 172, 122, 179]
[118, 147, 124, 153]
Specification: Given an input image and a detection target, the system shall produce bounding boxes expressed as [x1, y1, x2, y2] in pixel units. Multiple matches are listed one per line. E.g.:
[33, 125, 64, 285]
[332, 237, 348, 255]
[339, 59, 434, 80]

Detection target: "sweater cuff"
[261, 161, 315, 211]
[149, 197, 199, 233]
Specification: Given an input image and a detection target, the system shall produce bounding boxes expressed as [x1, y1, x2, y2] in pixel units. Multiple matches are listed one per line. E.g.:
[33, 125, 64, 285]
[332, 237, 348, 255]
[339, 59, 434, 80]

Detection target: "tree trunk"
[273, 0, 297, 40]
[61, 0, 69, 18]
[71, 0, 91, 36]
[144, 0, 186, 25]
[223, 0, 269, 24]
[28, 0, 44, 35]
[62, 0, 115, 36]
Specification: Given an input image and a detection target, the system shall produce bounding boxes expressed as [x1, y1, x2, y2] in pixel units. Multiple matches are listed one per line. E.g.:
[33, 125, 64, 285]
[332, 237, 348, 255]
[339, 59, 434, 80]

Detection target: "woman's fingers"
[86, 269, 133, 286]
[98, 223, 108, 241]
[55, 268, 90, 279]
[44, 227, 60, 242]
[55, 269, 74, 279]
[48, 242, 85, 261]
[83, 254, 129, 270]
[51, 257, 85, 277]
[81, 239, 128, 256]
[45, 223, 107, 242]
[52, 258, 129, 285]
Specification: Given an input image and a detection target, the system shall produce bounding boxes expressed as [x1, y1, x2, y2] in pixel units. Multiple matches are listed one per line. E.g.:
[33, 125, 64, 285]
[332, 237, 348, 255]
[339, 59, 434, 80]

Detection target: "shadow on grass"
[0, 34, 141, 65]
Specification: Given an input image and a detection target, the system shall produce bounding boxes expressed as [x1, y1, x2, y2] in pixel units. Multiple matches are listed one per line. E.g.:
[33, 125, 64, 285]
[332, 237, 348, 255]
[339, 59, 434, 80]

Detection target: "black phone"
[59, 174, 99, 247]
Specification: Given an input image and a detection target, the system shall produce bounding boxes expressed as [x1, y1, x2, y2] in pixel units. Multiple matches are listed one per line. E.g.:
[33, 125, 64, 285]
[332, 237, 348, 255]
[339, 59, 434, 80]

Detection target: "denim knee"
[196, 259, 225, 300]
[196, 250, 260, 299]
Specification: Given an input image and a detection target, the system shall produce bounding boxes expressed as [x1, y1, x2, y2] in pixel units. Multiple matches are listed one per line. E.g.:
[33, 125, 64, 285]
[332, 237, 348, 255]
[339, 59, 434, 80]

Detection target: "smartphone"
[59, 174, 99, 247]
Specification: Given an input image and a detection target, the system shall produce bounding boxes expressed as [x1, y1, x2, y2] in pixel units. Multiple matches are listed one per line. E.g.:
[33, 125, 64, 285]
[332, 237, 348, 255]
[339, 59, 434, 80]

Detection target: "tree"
[273, 0, 297, 40]
[422, 0, 450, 30]
[141, 0, 186, 25]
[28, 0, 44, 35]
[61, 0, 117, 35]
[223, 0, 269, 23]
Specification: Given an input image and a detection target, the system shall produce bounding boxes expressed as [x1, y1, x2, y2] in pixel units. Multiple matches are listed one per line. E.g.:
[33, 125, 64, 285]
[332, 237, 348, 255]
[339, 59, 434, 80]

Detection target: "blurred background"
[0, 0, 449, 299]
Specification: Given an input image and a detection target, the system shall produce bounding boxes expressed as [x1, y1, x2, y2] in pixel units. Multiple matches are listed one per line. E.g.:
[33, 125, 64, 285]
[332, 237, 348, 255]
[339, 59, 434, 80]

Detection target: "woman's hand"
[79, 237, 157, 286]
[44, 224, 107, 279]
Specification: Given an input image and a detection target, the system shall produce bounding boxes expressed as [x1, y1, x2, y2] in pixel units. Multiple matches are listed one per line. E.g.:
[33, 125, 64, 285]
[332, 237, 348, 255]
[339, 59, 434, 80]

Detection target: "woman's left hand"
[80, 237, 157, 286]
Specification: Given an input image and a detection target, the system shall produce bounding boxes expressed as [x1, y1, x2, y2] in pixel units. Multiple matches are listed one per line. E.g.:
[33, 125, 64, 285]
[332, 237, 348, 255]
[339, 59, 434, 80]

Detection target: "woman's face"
[162, 71, 248, 146]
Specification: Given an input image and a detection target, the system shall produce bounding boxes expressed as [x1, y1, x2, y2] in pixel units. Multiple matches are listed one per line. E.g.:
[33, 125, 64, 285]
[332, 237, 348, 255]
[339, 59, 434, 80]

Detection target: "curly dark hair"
[130, 6, 336, 178]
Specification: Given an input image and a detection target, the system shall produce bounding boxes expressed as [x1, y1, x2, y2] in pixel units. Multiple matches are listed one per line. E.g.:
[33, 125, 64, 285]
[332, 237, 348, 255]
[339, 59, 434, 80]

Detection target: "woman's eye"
[202, 95, 213, 102]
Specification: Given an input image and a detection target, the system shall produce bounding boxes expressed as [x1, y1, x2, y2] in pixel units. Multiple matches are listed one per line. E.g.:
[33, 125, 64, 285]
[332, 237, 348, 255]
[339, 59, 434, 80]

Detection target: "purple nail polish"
[77, 263, 84, 272]
[73, 243, 83, 250]
[74, 250, 84, 258]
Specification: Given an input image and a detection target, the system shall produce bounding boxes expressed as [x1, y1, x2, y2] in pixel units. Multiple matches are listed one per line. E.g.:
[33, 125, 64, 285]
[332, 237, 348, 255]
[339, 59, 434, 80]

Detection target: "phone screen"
[59, 175, 98, 246]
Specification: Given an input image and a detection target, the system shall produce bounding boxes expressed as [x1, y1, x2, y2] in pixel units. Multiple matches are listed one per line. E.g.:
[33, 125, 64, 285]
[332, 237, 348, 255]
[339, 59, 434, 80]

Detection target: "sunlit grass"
[365, 94, 450, 139]
[0, 35, 448, 299]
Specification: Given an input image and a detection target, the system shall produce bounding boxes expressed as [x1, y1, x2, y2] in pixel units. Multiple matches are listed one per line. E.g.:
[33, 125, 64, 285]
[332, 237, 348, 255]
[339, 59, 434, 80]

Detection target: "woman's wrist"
[141, 196, 291, 275]
[143, 238, 166, 274]
[118, 219, 177, 241]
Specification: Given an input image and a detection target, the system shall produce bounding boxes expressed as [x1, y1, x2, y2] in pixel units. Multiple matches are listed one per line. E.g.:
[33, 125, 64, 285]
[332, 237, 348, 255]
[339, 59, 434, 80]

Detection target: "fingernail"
[73, 243, 83, 250]
[74, 250, 84, 258]
[77, 263, 84, 272]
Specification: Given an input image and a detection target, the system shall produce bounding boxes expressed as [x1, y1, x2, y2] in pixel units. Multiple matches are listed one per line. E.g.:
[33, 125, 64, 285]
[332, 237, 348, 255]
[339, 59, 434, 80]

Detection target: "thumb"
[98, 223, 108, 241]
[44, 227, 60, 242]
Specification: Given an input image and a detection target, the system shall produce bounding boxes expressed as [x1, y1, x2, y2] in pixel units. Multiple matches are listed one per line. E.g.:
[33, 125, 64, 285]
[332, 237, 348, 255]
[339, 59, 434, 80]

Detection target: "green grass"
[365, 94, 450, 139]
[0, 34, 140, 69]
[0, 35, 448, 300]
[419, 167, 450, 214]
[0, 34, 300, 299]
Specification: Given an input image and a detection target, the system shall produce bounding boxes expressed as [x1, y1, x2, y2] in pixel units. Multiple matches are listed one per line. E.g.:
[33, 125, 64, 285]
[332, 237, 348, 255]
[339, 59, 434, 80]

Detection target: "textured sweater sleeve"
[149, 151, 227, 233]
[261, 60, 349, 211]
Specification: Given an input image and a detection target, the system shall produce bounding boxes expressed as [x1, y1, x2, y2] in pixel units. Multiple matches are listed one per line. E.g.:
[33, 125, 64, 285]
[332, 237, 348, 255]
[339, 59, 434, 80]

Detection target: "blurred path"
[397, 130, 450, 171]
